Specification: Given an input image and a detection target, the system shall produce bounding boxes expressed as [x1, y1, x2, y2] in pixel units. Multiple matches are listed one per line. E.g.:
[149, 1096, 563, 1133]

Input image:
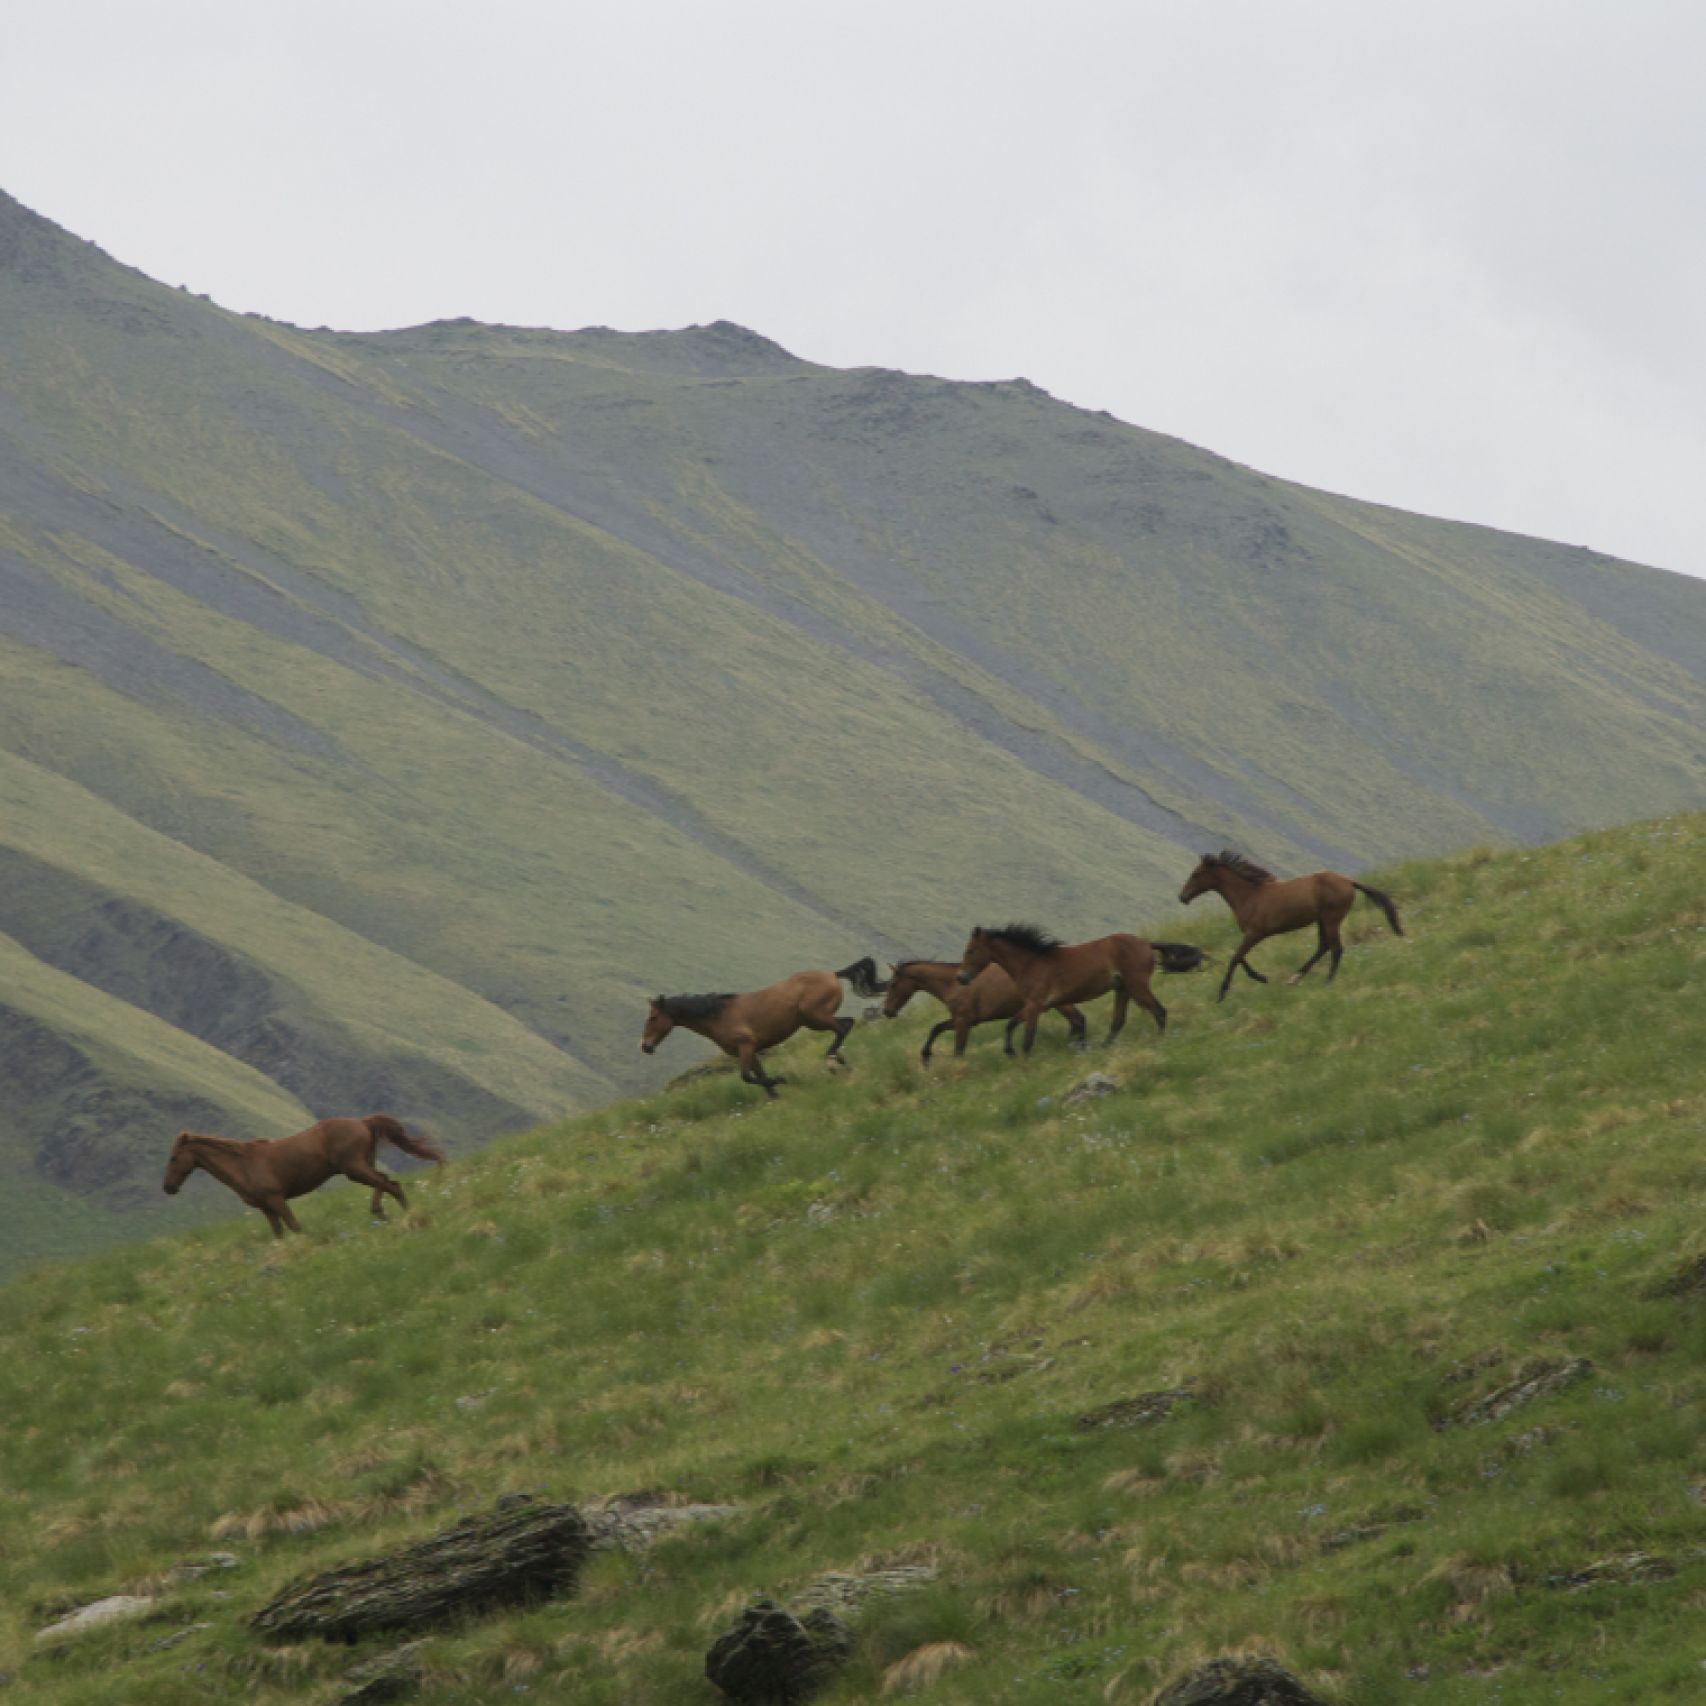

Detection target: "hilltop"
[3, 817, 1706, 1703]
[5, 187, 1706, 1268]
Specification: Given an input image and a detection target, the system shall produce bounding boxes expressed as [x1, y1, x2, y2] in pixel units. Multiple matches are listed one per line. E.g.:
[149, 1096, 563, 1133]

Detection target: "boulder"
[1153, 1654, 1328, 1705]
[251, 1496, 590, 1642]
[34, 1595, 155, 1643]
[1062, 1071, 1122, 1106]
[704, 1598, 852, 1703]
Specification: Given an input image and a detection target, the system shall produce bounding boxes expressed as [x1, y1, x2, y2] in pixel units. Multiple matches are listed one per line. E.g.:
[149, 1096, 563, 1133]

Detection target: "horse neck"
[982, 938, 1037, 980]
[184, 1135, 253, 1189]
[1211, 869, 1264, 925]
[905, 962, 961, 997]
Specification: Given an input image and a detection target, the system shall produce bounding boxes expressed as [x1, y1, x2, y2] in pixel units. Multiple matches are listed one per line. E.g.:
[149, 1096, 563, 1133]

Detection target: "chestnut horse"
[162, 1114, 445, 1237]
[882, 959, 1087, 1063]
[1178, 849, 1403, 1001]
[641, 957, 887, 1099]
[957, 925, 1205, 1056]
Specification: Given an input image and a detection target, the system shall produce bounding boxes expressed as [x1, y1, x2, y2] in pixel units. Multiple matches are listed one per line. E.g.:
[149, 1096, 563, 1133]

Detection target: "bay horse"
[162, 1113, 446, 1237]
[882, 959, 1087, 1063]
[641, 957, 887, 1099]
[956, 925, 1206, 1056]
[1177, 849, 1403, 1002]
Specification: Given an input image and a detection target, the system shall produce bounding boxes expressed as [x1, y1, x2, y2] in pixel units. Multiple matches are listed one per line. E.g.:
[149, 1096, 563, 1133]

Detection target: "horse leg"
[1290, 925, 1332, 984]
[738, 1041, 783, 1098]
[1002, 1016, 1021, 1057]
[1020, 1002, 1045, 1057]
[921, 1018, 954, 1064]
[1219, 933, 1265, 1001]
[825, 1016, 855, 1059]
[1134, 980, 1167, 1034]
[1240, 958, 1268, 982]
[262, 1196, 304, 1235]
[1324, 915, 1347, 982]
[1103, 987, 1131, 1046]
[1061, 1004, 1089, 1048]
[348, 1164, 406, 1216]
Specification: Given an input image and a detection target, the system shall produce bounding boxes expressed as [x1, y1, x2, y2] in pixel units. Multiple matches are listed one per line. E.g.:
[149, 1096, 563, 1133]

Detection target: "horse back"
[736, 970, 842, 1048]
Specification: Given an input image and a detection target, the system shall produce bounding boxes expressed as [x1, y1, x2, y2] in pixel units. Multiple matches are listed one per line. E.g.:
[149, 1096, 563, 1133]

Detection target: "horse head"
[641, 997, 675, 1055]
[881, 963, 921, 1018]
[1178, 854, 1220, 906]
[162, 1131, 201, 1195]
[957, 927, 993, 985]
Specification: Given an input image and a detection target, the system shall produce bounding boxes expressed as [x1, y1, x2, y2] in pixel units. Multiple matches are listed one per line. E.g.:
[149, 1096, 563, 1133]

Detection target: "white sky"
[5, 0, 1703, 578]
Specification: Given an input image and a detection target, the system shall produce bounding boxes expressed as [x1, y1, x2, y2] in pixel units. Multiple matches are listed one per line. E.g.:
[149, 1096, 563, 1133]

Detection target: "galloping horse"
[162, 1114, 445, 1237]
[956, 925, 1206, 1056]
[882, 959, 1087, 1063]
[1177, 850, 1403, 1002]
[641, 957, 888, 1099]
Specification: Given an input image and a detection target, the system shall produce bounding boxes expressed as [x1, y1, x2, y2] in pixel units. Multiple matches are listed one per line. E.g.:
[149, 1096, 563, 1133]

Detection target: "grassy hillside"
[4, 817, 1706, 1703]
[4, 185, 1706, 1267]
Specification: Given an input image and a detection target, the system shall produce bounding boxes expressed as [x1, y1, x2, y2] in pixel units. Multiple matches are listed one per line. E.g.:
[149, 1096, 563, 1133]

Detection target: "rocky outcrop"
[1152, 1654, 1328, 1705]
[251, 1496, 590, 1642]
[1443, 1356, 1591, 1427]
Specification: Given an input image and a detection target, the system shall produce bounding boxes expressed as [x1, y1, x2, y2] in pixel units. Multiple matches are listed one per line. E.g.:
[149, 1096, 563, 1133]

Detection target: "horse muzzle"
[163, 1182, 180, 1195]
[1177, 888, 1195, 905]
[641, 1042, 655, 1054]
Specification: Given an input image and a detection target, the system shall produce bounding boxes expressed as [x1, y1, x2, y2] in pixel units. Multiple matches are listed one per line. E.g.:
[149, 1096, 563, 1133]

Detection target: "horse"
[641, 957, 888, 1098]
[162, 1113, 446, 1237]
[1177, 849, 1404, 1001]
[881, 959, 1088, 1063]
[956, 925, 1206, 1055]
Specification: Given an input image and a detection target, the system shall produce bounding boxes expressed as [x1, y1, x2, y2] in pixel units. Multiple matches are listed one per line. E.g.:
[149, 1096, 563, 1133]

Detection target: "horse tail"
[1353, 882, 1404, 937]
[366, 1113, 446, 1165]
[1153, 941, 1208, 974]
[835, 956, 890, 997]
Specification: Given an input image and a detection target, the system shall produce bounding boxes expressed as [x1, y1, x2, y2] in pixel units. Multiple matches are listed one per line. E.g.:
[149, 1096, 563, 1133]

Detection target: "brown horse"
[162, 1113, 446, 1237]
[1177, 849, 1403, 1001]
[956, 925, 1206, 1055]
[641, 957, 887, 1098]
[882, 959, 1088, 1063]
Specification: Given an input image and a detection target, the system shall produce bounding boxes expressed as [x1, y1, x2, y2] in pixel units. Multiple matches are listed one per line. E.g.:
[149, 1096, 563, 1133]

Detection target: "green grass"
[4, 816, 1706, 1701]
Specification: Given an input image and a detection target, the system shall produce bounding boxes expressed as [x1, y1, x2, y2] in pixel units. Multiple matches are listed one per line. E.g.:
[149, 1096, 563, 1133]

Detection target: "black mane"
[657, 991, 736, 1020]
[982, 922, 1064, 956]
[1215, 849, 1276, 884]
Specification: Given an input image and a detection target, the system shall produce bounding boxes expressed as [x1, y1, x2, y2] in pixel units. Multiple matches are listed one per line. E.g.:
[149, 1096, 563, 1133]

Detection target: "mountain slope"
[3, 187, 1706, 1269]
[2, 818, 1705, 1703]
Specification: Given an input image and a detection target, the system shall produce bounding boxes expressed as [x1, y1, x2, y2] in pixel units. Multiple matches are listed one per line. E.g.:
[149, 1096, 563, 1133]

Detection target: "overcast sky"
[5, 0, 1703, 578]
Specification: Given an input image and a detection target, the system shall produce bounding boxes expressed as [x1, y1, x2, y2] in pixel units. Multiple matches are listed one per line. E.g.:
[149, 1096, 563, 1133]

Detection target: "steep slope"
[3, 186, 1706, 1269]
[3, 818, 1706, 1704]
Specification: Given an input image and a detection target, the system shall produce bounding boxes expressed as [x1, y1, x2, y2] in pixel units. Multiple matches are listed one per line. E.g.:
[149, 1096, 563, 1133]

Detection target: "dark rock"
[1076, 1386, 1194, 1431]
[704, 1598, 852, 1703]
[1649, 1254, 1706, 1298]
[251, 1498, 590, 1642]
[1153, 1654, 1327, 1705]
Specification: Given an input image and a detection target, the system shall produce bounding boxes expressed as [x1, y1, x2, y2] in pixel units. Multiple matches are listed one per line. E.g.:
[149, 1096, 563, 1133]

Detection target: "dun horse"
[957, 925, 1206, 1056]
[882, 959, 1087, 1063]
[162, 1114, 446, 1237]
[641, 957, 888, 1099]
[1178, 850, 1403, 1001]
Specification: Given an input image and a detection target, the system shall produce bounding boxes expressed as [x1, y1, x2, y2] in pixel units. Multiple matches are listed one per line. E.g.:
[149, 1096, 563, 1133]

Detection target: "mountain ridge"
[3, 185, 1704, 1272]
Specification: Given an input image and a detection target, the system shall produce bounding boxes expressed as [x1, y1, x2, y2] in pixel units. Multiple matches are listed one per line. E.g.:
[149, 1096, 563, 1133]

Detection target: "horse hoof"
[1286, 974, 1304, 986]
